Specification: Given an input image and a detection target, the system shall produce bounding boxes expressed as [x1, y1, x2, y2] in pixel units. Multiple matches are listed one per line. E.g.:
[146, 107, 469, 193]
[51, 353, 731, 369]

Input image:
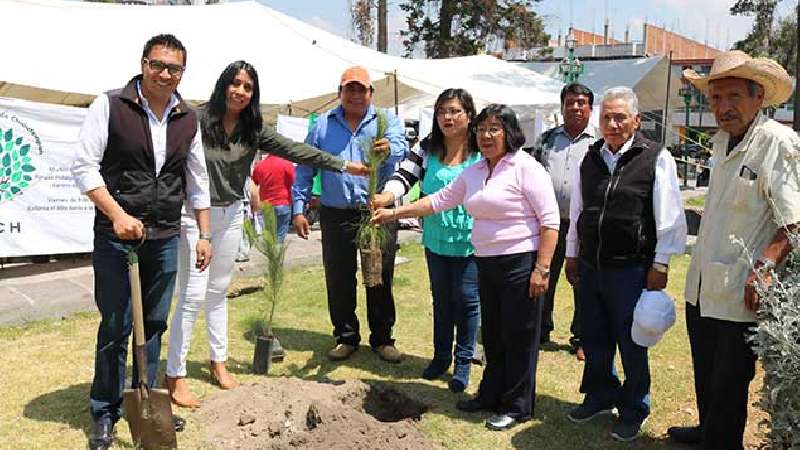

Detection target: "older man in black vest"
[564, 87, 686, 442]
[71, 34, 211, 450]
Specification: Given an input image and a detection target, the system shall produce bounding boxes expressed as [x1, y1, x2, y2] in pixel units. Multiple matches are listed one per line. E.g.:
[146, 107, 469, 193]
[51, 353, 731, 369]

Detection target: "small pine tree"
[243, 202, 288, 337]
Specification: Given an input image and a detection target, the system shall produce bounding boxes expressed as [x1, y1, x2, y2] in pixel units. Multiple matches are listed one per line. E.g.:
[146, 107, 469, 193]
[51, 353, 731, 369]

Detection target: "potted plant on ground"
[356, 109, 389, 287]
[243, 201, 288, 374]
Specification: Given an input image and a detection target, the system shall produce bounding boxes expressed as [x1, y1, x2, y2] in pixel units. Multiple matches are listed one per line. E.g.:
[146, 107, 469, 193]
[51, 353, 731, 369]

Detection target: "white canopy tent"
[0, 0, 563, 117]
[519, 56, 668, 111]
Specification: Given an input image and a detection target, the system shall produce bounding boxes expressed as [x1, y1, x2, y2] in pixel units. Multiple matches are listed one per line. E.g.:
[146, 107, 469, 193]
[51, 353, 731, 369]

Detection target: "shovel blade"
[123, 387, 177, 449]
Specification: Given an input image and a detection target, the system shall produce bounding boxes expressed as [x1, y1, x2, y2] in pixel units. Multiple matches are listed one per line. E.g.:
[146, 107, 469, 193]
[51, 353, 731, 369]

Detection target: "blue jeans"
[475, 251, 543, 419]
[424, 249, 480, 368]
[89, 232, 178, 423]
[578, 261, 651, 424]
[255, 204, 291, 244]
[274, 205, 291, 244]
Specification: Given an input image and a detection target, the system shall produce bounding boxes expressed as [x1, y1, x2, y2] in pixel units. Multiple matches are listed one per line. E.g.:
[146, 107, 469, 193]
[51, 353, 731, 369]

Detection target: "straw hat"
[683, 50, 793, 106]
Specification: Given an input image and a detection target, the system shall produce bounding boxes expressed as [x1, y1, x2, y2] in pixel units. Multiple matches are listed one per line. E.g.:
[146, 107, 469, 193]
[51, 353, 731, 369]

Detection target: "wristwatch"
[534, 264, 550, 277]
[651, 262, 669, 274]
[198, 232, 212, 241]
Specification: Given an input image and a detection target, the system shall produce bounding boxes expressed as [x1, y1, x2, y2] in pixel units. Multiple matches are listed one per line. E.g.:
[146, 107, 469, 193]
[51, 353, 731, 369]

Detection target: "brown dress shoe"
[375, 344, 402, 363]
[210, 361, 239, 390]
[576, 346, 586, 361]
[164, 376, 200, 408]
[327, 344, 357, 361]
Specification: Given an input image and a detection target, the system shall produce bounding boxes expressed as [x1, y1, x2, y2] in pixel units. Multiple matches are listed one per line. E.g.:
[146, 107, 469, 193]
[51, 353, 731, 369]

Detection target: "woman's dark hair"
[427, 88, 477, 160]
[200, 60, 262, 148]
[469, 104, 526, 154]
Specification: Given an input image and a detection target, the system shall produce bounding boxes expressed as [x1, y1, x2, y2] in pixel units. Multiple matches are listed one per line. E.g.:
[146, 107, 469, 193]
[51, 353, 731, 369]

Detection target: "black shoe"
[448, 363, 470, 393]
[448, 378, 466, 393]
[667, 425, 702, 444]
[88, 421, 115, 450]
[456, 397, 488, 413]
[567, 403, 614, 423]
[568, 337, 582, 354]
[611, 417, 647, 442]
[174, 415, 186, 433]
[421, 359, 450, 380]
[485, 413, 528, 431]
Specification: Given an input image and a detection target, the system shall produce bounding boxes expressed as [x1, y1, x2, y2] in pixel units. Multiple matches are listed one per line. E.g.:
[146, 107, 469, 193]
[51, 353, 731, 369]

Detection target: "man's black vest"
[577, 132, 660, 268]
[96, 76, 198, 239]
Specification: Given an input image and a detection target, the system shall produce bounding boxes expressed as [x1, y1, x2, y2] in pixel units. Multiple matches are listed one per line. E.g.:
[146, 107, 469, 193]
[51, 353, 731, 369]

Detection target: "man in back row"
[527, 82, 597, 358]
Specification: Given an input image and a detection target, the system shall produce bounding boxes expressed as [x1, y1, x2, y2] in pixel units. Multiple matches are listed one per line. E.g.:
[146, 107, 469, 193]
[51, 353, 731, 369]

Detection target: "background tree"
[400, 0, 549, 58]
[350, 0, 375, 47]
[731, 0, 797, 76]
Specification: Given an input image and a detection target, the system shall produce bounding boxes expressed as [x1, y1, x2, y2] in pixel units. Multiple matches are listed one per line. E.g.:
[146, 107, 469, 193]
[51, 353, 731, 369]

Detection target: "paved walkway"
[1, 187, 708, 327]
[0, 229, 421, 327]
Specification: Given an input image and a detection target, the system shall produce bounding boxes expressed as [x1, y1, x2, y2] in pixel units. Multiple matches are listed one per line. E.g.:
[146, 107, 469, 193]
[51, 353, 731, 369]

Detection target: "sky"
[254, 0, 799, 56]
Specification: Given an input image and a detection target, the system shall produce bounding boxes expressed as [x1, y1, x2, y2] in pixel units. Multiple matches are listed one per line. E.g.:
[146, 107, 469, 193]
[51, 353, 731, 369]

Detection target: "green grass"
[0, 244, 741, 449]
[685, 195, 706, 208]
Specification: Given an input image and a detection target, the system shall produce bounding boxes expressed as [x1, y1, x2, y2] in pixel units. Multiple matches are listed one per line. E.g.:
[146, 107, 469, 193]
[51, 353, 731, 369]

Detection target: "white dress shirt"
[566, 136, 687, 265]
[71, 84, 210, 210]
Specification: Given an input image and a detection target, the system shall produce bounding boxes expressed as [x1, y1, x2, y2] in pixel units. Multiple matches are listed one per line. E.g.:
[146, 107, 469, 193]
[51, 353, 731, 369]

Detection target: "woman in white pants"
[165, 61, 368, 407]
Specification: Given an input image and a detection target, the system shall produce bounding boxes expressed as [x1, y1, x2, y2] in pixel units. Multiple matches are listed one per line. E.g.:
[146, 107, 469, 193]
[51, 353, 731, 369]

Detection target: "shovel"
[122, 245, 177, 449]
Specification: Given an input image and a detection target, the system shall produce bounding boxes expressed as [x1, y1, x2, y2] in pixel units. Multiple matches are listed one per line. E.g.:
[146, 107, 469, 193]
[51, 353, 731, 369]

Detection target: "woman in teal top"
[374, 88, 480, 392]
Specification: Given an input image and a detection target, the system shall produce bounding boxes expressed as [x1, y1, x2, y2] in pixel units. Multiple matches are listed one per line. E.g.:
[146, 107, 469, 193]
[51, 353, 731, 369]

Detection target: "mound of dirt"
[194, 377, 436, 449]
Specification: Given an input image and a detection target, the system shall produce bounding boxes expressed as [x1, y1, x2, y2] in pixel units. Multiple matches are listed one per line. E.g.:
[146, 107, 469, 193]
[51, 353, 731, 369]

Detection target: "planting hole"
[361, 384, 428, 423]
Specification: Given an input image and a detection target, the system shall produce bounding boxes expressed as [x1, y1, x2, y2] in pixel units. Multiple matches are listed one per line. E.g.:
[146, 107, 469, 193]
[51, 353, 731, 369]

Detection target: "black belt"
[211, 200, 240, 207]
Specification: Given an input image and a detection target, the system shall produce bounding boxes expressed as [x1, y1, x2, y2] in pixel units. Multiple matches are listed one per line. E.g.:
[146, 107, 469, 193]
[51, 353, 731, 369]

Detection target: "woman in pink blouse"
[373, 104, 559, 430]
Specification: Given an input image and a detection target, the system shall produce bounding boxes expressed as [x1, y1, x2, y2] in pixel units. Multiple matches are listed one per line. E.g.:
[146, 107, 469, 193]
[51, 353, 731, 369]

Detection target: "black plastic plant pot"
[253, 335, 274, 374]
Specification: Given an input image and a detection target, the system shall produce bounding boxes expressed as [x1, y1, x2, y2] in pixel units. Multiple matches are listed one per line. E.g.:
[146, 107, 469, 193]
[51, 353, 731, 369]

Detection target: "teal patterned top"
[421, 152, 481, 257]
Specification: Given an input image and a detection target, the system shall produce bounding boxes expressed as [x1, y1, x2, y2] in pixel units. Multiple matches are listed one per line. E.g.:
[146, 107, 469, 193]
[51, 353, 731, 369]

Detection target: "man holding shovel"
[72, 34, 211, 450]
[291, 66, 407, 363]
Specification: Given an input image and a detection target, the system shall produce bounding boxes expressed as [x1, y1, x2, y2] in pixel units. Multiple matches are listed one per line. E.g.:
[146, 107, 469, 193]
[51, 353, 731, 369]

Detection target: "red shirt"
[251, 155, 295, 206]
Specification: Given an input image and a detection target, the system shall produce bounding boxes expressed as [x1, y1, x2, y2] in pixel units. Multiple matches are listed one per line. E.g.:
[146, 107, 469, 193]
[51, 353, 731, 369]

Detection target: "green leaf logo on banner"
[0, 127, 37, 202]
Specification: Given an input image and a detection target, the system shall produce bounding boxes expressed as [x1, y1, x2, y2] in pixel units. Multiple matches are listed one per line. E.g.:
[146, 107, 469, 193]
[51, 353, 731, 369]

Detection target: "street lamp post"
[678, 76, 694, 188]
[559, 34, 584, 84]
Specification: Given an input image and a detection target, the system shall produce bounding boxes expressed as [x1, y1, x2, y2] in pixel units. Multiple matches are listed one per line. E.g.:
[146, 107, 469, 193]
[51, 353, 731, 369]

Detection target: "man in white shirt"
[564, 87, 687, 442]
[668, 51, 799, 449]
[71, 34, 211, 450]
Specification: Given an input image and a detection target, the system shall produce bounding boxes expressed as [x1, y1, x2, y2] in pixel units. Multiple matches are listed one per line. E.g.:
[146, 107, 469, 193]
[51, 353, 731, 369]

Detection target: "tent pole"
[393, 70, 399, 116]
[661, 51, 672, 146]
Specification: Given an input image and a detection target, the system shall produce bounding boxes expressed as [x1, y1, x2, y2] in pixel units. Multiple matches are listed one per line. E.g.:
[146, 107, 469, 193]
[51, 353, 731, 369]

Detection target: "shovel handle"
[128, 249, 149, 386]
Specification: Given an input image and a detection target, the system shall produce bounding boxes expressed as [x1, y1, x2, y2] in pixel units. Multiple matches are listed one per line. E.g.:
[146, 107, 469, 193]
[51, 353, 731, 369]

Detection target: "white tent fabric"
[1, 0, 563, 111]
[518, 56, 668, 110]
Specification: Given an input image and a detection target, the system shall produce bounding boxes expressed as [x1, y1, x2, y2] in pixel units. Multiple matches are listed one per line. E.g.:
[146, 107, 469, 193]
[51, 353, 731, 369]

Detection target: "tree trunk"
[377, 0, 388, 53]
[438, 0, 456, 57]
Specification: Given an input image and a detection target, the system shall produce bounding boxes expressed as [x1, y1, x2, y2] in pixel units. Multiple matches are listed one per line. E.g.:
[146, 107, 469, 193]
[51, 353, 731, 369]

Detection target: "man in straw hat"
[667, 50, 800, 448]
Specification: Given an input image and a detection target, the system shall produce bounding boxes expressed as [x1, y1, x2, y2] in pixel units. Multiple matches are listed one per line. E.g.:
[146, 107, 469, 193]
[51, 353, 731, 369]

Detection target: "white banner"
[276, 115, 311, 143]
[0, 97, 93, 257]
